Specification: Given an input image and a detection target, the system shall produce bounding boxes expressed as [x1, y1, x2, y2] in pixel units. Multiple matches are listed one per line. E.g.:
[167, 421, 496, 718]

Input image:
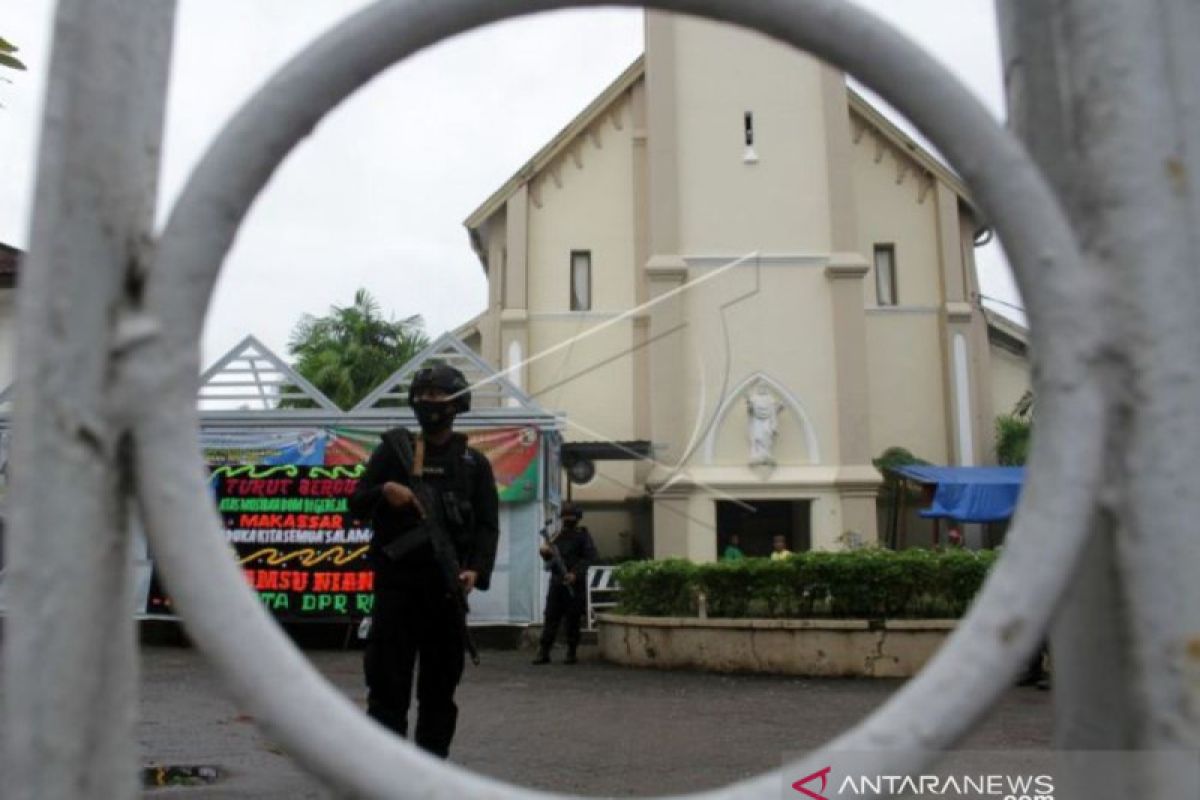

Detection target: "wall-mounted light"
[566, 458, 596, 485]
[743, 111, 759, 164]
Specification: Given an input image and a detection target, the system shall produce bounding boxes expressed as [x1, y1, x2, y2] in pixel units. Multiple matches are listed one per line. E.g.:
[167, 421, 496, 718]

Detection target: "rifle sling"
[385, 430, 465, 582]
[412, 435, 426, 478]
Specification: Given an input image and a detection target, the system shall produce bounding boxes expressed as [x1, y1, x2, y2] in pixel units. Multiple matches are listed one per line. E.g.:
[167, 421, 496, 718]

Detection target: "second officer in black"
[534, 502, 597, 665]
[350, 365, 498, 758]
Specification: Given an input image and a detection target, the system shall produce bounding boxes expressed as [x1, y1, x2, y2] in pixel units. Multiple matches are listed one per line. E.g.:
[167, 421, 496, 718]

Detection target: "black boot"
[563, 646, 578, 665]
[532, 646, 551, 665]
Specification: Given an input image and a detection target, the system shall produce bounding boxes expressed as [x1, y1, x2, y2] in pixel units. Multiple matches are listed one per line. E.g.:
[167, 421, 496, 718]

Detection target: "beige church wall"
[477, 212, 509, 369]
[485, 210, 508, 292]
[517, 94, 642, 508]
[808, 491, 847, 551]
[989, 344, 1031, 420]
[682, 491, 729, 562]
[525, 319, 638, 506]
[670, 18, 834, 254]
[865, 311, 950, 465]
[959, 213, 983, 299]
[674, 261, 840, 471]
[526, 318, 637, 439]
[651, 492, 693, 560]
[850, 128, 942, 309]
[480, 211, 509, 309]
[526, 95, 638, 315]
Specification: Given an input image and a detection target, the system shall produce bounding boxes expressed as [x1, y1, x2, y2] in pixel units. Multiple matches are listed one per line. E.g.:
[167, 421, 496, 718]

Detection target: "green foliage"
[873, 445, 930, 504]
[284, 288, 429, 410]
[614, 559, 697, 617]
[616, 548, 998, 620]
[0, 36, 26, 72]
[995, 414, 1031, 466]
[1, 35, 26, 109]
[872, 446, 929, 473]
[995, 390, 1034, 465]
[695, 559, 797, 617]
[1012, 389, 1034, 419]
[932, 547, 997, 616]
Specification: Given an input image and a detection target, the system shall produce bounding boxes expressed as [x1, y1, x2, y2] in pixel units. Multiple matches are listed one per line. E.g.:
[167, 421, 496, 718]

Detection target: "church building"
[456, 12, 1030, 560]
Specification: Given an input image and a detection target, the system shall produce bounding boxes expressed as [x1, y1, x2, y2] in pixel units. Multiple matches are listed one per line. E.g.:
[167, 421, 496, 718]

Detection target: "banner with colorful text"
[144, 426, 542, 619]
[201, 426, 540, 502]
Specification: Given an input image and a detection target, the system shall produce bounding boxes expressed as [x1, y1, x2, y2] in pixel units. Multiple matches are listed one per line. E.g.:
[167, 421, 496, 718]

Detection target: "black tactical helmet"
[560, 502, 583, 521]
[408, 364, 471, 413]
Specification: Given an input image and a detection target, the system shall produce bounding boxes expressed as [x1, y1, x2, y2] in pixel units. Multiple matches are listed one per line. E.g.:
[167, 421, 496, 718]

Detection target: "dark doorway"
[715, 499, 811, 557]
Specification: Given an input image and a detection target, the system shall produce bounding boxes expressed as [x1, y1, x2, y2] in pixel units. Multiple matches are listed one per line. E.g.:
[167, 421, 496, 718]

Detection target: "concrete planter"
[596, 613, 957, 678]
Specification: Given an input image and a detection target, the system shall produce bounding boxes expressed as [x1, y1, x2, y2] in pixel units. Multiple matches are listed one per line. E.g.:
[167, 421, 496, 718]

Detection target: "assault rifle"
[539, 521, 575, 600]
[385, 429, 480, 666]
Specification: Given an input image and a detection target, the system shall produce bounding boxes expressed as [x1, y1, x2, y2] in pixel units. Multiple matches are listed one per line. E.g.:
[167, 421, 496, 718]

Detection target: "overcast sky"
[1, 0, 1022, 368]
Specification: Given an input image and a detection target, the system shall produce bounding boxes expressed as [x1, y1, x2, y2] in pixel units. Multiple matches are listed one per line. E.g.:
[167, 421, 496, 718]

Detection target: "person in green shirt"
[721, 533, 745, 561]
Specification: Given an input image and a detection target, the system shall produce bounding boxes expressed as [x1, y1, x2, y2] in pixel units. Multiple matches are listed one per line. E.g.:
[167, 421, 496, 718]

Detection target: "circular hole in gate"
[140, 3, 1080, 796]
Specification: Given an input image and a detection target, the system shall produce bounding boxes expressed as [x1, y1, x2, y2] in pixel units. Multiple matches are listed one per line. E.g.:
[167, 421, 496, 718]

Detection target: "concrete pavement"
[127, 635, 1052, 798]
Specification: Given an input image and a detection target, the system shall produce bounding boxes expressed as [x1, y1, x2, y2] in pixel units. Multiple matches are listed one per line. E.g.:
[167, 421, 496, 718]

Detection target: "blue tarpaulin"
[890, 465, 1025, 523]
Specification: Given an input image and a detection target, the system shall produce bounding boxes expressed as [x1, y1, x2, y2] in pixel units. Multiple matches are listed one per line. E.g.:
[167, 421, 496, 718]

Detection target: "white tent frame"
[197, 333, 342, 413]
[0, 332, 563, 624]
[352, 332, 544, 421]
[0, 332, 561, 430]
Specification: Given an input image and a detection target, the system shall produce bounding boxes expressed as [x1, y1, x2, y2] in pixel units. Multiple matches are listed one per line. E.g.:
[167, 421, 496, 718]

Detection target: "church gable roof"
[463, 56, 645, 233]
[463, 58, 977, 239]
[846, 88, 974, 215]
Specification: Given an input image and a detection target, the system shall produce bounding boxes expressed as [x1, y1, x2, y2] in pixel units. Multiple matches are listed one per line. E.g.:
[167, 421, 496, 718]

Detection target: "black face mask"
[413, 399, 454, 434]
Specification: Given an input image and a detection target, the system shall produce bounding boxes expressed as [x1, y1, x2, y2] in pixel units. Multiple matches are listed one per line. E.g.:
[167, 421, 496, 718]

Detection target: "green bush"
[614, 558, 697, 616]
[995, 414, 1032, 466]
[693, 560, 754, 617]
[614, 548, 998, 620]
[695, 559, 802, 618]
[932, 548, 998, 616]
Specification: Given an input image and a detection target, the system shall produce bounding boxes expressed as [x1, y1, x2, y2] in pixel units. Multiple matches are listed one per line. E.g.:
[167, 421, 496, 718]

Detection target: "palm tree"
[0, 35, 26, 73]
[283, 288, 430, 410]
[1, 35, 26, 109]
[995, 390, 1034, 466]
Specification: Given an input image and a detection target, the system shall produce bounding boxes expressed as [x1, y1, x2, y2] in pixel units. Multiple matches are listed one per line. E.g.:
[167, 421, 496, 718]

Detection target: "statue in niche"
[746, 382, 784, 466]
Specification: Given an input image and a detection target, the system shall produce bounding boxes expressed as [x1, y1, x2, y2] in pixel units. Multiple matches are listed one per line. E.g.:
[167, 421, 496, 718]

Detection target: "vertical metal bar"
[1, 2, 175, 798]
[999, 0, 1200, 793]
[248, 356, 271, 409]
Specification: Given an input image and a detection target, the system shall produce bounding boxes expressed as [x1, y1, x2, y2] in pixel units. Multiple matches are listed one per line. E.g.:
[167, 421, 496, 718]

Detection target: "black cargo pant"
[364, 569, 465, 758]
[540, 581, 586, 650]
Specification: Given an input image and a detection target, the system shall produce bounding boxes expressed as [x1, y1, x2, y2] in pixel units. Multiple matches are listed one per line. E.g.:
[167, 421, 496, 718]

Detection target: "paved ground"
[128, 633, 1053, 798]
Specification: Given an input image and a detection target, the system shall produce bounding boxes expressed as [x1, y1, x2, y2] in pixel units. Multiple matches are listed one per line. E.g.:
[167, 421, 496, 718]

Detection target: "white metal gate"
[3, 1, 1197, 798]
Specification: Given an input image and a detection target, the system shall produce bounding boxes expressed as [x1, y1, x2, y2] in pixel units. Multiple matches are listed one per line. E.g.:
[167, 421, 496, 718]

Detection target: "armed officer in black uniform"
[349, 365, 499, 758]
[534, 502, 597, 665]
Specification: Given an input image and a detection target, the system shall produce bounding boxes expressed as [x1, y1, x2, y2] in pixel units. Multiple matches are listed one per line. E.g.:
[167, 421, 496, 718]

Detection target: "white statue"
[746, 382, 784, 466]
